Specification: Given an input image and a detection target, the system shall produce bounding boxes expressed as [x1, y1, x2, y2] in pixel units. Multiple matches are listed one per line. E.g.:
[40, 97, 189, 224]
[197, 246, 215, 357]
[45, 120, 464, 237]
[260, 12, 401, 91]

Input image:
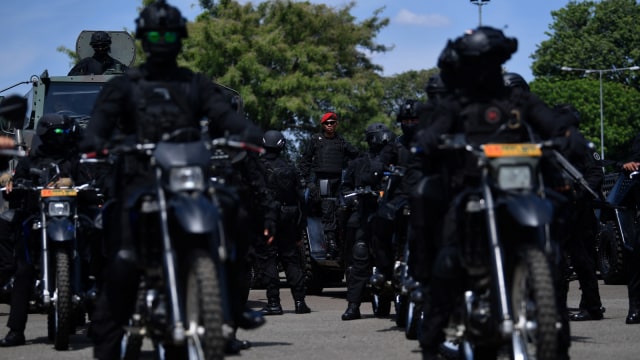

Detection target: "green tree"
[181, 0, 391, 146]
[531, 78, 640, 161]
[380, 69, 433, 119]
[530, 0, 640, 160]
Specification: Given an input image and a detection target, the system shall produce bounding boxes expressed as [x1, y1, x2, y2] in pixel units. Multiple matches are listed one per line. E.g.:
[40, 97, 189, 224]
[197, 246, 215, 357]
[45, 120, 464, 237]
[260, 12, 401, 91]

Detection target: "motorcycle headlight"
[169, 166, 205, 192]
[496, 165, 533, 191]
[48, 202, 71, 216]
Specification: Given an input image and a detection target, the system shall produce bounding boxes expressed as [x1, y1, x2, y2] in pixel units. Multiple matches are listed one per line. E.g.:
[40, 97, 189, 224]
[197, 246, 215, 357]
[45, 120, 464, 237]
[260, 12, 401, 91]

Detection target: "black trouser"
[344, 203, 375, 304]
[257, 215, 306, 302]
[5, 233, 35, 333]
[628, 234, 640, 313]
[418, 202, 460, 351]
[566, 203, 602, 312]
[0, 215, 16, 284]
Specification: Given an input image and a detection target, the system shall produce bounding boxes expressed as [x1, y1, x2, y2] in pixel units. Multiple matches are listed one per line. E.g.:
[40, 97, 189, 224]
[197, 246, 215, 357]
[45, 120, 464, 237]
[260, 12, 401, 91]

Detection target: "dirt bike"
[8, 162, 100, 350]
[96, 129, 251, 360]
[435, 134, 561, 360]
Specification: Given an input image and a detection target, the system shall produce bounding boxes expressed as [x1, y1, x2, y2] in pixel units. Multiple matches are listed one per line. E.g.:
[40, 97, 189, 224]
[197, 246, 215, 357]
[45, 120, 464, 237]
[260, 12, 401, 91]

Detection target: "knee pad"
[352, 241, 369, 261]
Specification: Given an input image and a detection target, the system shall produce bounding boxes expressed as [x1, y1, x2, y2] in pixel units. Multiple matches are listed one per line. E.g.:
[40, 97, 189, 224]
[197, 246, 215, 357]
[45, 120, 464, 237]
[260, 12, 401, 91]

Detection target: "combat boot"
[260, 298, 283, 316]
[341, 302, 361, 321]
[295, 300, 311, 314]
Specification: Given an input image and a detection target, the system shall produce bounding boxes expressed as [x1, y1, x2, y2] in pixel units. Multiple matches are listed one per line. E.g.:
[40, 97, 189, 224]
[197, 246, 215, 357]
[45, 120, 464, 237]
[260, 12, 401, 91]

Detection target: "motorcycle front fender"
[500, 193, 553, 227]
[168, 193, 218, 234]
[46, 217, 75, 242]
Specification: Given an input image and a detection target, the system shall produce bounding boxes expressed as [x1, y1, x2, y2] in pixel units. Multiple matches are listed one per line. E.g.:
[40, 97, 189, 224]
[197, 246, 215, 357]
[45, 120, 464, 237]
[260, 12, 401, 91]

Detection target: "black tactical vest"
[458, 96, 528, 145]
[311, 135, 347, 175]
[130, 73, 198, 143]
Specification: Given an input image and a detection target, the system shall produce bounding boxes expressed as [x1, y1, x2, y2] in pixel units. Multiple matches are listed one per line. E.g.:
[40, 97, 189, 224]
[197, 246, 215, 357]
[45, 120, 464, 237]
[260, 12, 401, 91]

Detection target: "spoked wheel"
[184, 250, 224, 360]
[48, 249, 72, 350]
[511, 246, 558, 360]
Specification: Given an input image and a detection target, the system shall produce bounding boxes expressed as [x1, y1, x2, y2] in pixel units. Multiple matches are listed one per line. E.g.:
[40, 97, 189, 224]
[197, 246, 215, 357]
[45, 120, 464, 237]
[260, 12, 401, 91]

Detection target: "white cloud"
[394, 9, 449, 27]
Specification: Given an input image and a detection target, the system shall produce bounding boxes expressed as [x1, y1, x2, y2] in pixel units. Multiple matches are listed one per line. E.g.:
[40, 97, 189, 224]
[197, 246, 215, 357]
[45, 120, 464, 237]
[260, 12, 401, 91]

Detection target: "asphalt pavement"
[1, 280, 639, 359]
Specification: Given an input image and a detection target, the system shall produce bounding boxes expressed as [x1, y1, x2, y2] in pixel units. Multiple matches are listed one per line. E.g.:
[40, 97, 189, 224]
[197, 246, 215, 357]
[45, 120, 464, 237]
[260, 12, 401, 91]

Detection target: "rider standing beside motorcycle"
[257, 130, 311, 316]
[340, 123, 396, 320]
[0, 113, 88, 347]
[80, 2, 265, 359]
[411, 27, 586, 360]
[298, 112, 360, 260]
[369, 100, 415, 289]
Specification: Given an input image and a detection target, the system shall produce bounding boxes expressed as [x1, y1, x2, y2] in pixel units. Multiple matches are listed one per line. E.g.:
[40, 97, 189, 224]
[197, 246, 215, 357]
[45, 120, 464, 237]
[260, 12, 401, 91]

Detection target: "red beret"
[321, 112, 338, 123]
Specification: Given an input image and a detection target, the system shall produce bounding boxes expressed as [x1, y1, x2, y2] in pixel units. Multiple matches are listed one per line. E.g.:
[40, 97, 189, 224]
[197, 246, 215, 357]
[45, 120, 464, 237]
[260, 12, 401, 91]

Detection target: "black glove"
[263, 218, 277, 244]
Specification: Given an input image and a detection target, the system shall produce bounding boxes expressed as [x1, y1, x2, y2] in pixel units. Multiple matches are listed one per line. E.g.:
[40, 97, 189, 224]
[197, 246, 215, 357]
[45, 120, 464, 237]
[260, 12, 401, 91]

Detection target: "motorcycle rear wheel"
[510, 246, 558, 360]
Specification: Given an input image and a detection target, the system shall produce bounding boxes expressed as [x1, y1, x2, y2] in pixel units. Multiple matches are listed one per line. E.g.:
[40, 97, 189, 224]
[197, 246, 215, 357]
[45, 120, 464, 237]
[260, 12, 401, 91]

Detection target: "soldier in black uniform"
[79, 2, 265, 359]
[369, 101, 414, 289]
[298, 112, 359, 260]
[619, 137, 640, 324]
[412, 27, 585, 359]
[341, 123, 395, 320]
[0, 95, 22, 299]
[257, 130, 311, 315]
[68, 31, 128, 76]
[552, 103, 605, 322]
[0, 114, 88, 347]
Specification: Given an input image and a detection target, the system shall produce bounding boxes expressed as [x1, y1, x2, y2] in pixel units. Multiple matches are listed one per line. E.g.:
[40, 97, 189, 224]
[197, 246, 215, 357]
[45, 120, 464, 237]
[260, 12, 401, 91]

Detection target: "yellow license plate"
[41, 189, 77, 197]
[483, 143, 541, 158]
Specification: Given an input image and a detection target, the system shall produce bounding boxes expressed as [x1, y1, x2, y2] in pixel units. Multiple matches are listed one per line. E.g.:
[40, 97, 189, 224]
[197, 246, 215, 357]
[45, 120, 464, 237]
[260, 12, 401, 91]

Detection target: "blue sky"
[0, 0, 572, 97]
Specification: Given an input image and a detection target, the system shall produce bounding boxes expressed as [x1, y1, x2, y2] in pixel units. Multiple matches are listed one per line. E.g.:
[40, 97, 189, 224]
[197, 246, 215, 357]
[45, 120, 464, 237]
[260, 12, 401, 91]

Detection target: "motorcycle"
[9, 162, 101, 350]
[366, 165, 413, 320]
[595, 168, 640, 284]
[100, 129, 242, 360]
[435, 134, 560, 359]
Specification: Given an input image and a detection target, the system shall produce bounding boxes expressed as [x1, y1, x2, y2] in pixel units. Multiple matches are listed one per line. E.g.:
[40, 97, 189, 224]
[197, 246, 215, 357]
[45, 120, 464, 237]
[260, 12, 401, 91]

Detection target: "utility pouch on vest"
[319, 179, 331, 196]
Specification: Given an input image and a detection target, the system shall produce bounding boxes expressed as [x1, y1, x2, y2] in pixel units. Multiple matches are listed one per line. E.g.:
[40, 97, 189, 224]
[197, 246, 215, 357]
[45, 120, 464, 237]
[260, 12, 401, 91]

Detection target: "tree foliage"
[530, 0, 640, 161]
[181, 0, 391, 146]
[531, 78, 640, 161]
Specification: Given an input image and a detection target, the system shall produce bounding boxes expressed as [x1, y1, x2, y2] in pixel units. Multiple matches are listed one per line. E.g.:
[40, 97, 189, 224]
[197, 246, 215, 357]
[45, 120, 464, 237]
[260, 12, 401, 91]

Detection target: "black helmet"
[396, 99, 419, 136]
[451, 27, 517, 61]
[438, 27, 517, 89]
[425, 73, 447, 98]
[365, 123, 393, 151]
[36, 114, 76, 151]
[503, 72, 530, 92]
[90, 31, 112, 47]
[135, 0, 188, 58]
[396, 99, 418, 122]
[262, 130, 286, 152]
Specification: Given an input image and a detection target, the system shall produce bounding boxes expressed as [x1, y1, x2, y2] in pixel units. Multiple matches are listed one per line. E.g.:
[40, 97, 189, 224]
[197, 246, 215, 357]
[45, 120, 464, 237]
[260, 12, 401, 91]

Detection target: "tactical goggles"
[146, 31, 178, 44]
[52, 128, 72, 135]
